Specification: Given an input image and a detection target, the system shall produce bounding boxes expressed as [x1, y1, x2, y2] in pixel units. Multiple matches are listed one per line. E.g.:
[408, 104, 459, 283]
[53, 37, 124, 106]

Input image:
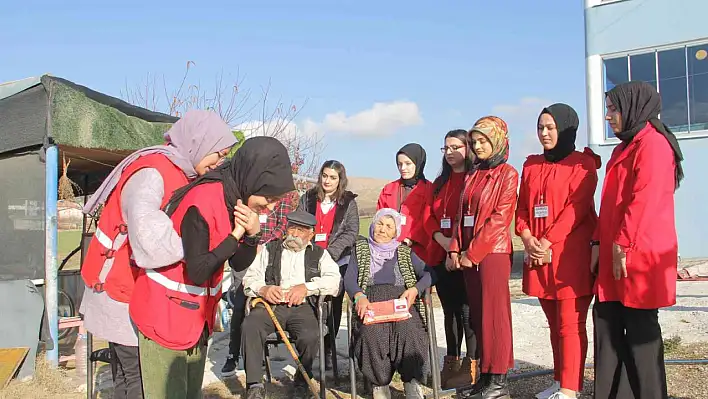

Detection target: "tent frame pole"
[45, 144, 59, 366]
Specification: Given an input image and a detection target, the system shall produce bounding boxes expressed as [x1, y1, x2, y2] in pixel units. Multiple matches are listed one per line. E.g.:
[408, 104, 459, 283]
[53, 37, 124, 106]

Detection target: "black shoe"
[292, 370, 316, 398]
[324, 347, 333, 370]
[481, 374, 510, 399]
[221, 354, 239, 377]
[89, 348, 112, 363]
[246, 384, 266, 399]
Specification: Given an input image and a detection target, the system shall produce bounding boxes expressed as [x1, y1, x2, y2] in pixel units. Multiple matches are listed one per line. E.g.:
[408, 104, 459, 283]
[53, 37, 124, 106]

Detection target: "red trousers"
[538, 296, 592, 392]
[464, 253, 514, 374]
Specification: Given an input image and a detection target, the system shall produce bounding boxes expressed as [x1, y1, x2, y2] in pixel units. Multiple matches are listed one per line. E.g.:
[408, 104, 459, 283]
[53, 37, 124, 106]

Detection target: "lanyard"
[538, 162, 554, 204]
[440, 180, 457, 218]
[396, 184, 405, 212]
[463, 171, 486, 215]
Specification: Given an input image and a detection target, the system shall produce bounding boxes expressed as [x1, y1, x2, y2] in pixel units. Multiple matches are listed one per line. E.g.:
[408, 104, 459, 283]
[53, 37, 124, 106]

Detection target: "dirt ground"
[3, 333, 705, 399]
[198, 342, 708, 399]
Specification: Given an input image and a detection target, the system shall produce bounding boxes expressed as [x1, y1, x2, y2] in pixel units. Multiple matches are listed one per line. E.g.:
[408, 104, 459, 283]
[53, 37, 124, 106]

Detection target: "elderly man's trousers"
[242, 303, 320, 385]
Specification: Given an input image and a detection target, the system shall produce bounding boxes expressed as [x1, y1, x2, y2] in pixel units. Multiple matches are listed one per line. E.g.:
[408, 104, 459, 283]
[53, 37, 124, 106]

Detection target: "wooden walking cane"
[250, 298, 321, 398]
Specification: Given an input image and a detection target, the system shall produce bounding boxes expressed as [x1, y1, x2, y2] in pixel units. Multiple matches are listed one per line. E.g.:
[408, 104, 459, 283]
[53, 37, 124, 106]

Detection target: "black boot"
[481, 374, 510, 399]
[323, 339, 333, 370]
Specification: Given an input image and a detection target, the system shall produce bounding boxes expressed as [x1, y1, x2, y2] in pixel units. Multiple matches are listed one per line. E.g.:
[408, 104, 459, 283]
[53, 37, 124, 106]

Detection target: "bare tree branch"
[121, 62, 325, 177]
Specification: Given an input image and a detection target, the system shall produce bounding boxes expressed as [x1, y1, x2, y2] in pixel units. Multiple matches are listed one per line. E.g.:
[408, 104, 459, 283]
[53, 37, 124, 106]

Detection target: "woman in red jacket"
[449, 116, 518, 399]
[515, 103, 600, 399]
[592, 81, 684, 399]
[377, 143, 431, 258]
[423, 130, 477, 389]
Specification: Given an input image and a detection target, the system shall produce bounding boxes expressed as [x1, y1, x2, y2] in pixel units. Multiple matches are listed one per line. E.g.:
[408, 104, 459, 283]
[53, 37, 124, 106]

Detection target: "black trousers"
[227, 284, 248, 358]
[109, 342, 144, 399]
[325, 264, 347, 346]
[593, 301, 668, 399]
[242, 303, 320, 385]
[435, 264, 476, 358]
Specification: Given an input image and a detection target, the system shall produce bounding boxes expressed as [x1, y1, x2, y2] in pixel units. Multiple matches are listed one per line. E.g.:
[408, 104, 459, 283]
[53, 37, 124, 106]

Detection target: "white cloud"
[305, 100, 423, 137]
[490, 97, 550, 170]
[234, 118, 302, 140]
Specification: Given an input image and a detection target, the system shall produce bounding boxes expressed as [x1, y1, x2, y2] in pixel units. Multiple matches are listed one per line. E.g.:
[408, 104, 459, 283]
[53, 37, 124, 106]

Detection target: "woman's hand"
[399, 287, 419, 309]
[458, 252, 474, 268]
[355, 294, 370, 320]
[233, 199, 261, 236]
[445, 252, 460, 271]
[434, 232, 451, 251]
[590, 244, 599, 275]
[612, 243, 627, 280]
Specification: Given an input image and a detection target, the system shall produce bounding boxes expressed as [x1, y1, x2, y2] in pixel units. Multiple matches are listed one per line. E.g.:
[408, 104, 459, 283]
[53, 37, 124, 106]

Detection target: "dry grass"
[0, 357, 84, 399]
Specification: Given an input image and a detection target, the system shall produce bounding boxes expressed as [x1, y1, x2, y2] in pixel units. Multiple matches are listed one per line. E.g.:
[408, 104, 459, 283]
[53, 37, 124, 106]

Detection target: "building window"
[602, 41, 708, 140]
[630, 53, 657, 88]
[604, 57, 629, 138]
[688, 44, 708, 132]
[658, 48, 689, 132]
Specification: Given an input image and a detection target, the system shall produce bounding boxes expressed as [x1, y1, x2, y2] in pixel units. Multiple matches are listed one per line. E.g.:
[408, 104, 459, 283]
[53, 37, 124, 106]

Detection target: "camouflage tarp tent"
[0, 75, 177, 281]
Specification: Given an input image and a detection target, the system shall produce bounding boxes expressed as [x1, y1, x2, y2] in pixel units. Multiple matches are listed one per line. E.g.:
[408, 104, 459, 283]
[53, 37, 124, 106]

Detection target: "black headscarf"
[539, 103, 579, 163]
[166, 136, 296, 218]
[396, 143, 427, 187]
[606, 81, 685, 189]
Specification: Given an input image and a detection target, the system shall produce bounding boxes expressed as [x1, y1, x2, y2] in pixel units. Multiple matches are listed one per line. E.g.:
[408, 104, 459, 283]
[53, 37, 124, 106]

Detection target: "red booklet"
[363, 298, 411, 325]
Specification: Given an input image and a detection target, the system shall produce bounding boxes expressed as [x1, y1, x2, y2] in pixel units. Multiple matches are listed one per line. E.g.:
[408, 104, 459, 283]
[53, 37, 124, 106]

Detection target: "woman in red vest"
[592, 81, 684, 399]
[376, 143, 431, 259]
[423, 129, 477, 389]
[448, 116, 518, 398]
[296, 160, 359, 365]
[80, 110, 237, 399]
[515, 103, 600, 399]
[129, 136, 296, 399]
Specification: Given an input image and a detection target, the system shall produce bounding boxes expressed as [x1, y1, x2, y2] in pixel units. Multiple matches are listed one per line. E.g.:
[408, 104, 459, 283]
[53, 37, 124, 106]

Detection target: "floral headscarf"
[469, 115, 510, 170]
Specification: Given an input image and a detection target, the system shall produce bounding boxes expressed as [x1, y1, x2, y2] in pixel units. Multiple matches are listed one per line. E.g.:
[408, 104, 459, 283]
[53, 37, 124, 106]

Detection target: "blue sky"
[1, 0, 588, 180]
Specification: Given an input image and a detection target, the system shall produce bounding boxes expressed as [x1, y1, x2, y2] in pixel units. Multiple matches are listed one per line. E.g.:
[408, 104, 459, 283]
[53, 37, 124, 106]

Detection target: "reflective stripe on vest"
[145, 269, 222, 296]
[94, 226, 129, 287]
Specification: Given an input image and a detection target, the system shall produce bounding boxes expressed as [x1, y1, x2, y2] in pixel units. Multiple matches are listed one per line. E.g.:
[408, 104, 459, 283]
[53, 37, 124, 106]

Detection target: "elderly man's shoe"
[404, 379, 424, 399]
[372, 384, 392, 399]
[245, 384, 266, 399]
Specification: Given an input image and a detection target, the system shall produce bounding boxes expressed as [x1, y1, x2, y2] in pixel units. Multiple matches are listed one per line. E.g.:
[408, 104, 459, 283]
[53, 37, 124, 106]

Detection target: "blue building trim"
[585, 0, 708, 259]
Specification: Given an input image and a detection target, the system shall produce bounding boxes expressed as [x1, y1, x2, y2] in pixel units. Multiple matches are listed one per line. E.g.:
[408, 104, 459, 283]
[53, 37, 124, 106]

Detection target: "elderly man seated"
[241, 209, 342, 399]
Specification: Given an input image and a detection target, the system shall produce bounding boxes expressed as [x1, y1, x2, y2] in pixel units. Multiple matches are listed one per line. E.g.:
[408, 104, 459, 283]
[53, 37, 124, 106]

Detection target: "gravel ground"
[199, 281, 708, 398]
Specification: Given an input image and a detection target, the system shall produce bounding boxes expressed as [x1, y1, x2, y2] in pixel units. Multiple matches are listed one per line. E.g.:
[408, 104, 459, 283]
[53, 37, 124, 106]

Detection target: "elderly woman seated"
[344, 208, 434, 399]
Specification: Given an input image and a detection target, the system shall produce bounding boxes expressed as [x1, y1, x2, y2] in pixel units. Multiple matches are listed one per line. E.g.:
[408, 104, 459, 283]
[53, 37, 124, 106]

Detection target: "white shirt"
[243, 243, 341, 299]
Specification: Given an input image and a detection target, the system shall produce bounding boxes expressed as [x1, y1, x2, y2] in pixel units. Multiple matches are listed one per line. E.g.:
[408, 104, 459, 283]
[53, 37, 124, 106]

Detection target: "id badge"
[400, 215, 407, 225]
[440, 218, 451, 229]
[258, 214, 268, 224]
[533, 204, 549, 218]
[463, 215, 475, 227]
[315, 233, 327, 242]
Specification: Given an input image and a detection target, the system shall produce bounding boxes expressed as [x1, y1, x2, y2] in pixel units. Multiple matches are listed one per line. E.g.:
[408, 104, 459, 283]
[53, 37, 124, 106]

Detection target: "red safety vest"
[129, 182, 231, 350]
[81, 154, 189, 303]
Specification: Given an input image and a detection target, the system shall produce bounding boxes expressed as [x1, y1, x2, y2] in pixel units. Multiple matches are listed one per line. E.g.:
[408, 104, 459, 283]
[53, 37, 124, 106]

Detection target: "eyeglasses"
[440, 145, 465, 154]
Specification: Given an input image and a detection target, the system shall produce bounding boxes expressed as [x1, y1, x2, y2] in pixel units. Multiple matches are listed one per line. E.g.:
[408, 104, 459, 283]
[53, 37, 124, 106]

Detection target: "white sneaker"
[536, 381, 560, 399]
[548, 391, 575, 399]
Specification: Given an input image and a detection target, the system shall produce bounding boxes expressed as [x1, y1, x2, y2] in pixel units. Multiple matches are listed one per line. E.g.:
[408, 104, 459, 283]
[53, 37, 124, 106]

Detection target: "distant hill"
[347, 176, 390, 217]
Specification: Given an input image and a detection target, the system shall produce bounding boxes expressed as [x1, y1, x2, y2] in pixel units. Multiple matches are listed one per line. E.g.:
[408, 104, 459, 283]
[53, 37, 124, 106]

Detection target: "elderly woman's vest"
[354, 238, 427, 328]
[264, 240, 325, 312]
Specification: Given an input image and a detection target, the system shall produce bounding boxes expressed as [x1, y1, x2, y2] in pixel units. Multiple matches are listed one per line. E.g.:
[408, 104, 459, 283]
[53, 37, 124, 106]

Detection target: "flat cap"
[286, 210, 317, 228]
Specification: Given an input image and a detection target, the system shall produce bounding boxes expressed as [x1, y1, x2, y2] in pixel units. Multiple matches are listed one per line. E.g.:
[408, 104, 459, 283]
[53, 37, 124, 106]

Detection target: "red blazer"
[421, 172, 466, 265]
[450, 163, 519, 265]
[377, 179, 432, 259]
[594, 123, 679, 309]
[516, 149, 600, 300]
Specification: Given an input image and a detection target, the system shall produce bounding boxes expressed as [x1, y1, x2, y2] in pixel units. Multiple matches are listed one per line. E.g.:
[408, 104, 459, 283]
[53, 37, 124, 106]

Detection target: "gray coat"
[297, 188, 359, 263]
